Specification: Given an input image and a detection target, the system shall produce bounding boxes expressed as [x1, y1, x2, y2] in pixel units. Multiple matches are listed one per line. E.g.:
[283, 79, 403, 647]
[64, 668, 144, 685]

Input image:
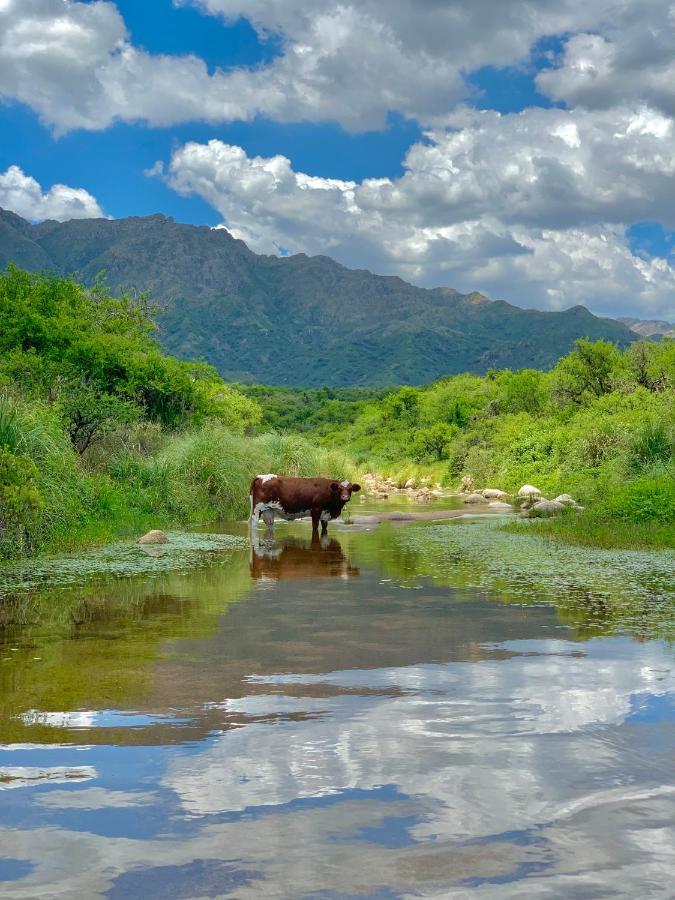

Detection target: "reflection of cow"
[250, 534, 360, 581]
[250, 475, 360, 534]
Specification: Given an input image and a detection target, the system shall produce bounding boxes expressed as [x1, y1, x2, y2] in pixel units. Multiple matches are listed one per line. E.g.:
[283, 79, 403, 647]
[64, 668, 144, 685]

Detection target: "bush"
[601, 477, 675, 524]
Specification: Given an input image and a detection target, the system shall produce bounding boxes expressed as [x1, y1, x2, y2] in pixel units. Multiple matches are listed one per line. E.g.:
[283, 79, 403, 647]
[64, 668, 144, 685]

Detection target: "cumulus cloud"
[162, 104, 675, 318]
[537, 2, 675, 118]
[0, 165, 104, 221]
[0, 0, 655, 133]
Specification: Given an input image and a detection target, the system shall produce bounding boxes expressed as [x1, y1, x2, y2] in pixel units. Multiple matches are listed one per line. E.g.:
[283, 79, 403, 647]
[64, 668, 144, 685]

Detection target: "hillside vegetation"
[248, 340, 675, 548]
[0, 207, 638, 386]
[0, 268, 350, 558]
[1, 267, 671, 558]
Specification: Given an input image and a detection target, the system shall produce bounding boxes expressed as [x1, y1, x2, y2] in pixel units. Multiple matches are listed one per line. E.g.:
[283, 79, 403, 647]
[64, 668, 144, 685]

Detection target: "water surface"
[1, 512, 674, 898]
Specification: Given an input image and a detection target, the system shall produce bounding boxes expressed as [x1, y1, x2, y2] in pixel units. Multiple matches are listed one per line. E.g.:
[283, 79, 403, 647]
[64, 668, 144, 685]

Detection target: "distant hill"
[0, 208, 639, 387]
[617, 317, 675, 339]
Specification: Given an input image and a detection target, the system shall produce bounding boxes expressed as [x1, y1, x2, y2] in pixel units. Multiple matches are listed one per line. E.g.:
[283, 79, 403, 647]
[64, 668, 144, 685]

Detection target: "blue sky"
[0, 0, 674, 319]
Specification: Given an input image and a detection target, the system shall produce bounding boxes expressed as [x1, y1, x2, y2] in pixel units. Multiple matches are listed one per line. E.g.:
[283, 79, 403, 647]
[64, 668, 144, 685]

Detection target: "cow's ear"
[330, 481, 340, 492]
[351, 483, 361, 493]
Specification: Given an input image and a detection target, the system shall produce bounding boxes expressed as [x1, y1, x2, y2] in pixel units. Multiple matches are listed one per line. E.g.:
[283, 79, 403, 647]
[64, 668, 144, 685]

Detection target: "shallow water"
[1, 509, 674, 898]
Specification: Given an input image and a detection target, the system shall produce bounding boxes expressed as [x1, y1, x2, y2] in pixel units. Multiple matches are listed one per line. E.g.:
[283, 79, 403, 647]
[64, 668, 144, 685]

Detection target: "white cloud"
[0, 165, 105, 221]
[162, 104, 675, 318]
[537, 2, 675, 118]
[0, 0, 657, 134]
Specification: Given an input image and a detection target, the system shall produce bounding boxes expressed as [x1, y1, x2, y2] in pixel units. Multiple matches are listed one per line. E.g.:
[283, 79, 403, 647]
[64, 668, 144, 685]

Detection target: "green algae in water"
[401, 519, 675, 639]
[0, 532, 247, 598]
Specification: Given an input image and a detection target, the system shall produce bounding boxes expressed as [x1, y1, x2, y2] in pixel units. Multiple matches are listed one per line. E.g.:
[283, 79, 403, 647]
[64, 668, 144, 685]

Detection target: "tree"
[411, 423, 457, 462]
[552, 339, 622, 405]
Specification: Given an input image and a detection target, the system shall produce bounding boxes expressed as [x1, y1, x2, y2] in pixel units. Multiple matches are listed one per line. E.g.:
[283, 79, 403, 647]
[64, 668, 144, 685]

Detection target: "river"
[1, 506, 674, 898]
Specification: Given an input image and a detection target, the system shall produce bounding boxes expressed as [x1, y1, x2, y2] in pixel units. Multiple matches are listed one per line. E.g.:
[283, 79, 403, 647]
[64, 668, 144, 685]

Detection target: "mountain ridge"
[0, 207, 639, 387]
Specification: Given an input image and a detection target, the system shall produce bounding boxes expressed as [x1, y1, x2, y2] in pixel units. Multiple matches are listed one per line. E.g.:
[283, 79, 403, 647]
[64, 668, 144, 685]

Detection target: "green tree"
[552, 339, 622, 405]
[411, 423, 457, 462]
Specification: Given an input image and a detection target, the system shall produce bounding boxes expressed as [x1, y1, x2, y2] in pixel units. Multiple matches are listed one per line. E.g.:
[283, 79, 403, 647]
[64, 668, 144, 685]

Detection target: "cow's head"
[331, 480, 361, 504]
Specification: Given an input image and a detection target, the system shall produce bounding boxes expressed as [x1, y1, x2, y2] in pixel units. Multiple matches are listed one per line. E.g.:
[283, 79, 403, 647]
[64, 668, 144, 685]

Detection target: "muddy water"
[0, 510, 674, 898]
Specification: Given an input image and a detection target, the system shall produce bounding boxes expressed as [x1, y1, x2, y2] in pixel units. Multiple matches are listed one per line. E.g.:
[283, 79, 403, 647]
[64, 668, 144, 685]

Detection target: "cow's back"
[251, 475, 335, 511]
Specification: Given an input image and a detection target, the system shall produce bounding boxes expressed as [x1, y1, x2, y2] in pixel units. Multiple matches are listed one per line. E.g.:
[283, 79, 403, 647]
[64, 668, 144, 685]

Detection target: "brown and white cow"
[250, 474, 361, 534]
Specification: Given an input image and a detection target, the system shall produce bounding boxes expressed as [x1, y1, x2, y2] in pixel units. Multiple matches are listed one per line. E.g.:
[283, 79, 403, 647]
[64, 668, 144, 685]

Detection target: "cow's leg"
[320, 510, 330, 535]
[311, 509, 321, 534]
[262, 508, 275, 534]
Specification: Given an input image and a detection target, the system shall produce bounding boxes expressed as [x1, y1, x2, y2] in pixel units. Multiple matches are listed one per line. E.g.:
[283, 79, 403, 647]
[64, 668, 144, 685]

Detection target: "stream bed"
[1, 509, 674, 898]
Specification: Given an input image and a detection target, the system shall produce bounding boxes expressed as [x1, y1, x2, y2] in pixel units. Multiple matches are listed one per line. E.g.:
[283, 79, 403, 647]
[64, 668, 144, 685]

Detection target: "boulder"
[138, 529, 168, 545]
[554, 494, 577, 506]
[463, 493, 485, 504]
[482, 488, 509, 500]
[527, 500, 565, 518]
[488, 501, 513, 511]
[404, 478, 416, 489]
[517, 484, 542, 499]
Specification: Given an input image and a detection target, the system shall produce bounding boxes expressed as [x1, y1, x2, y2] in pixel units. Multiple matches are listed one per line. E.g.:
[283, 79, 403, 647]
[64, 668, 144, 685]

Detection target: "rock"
[482, 488, 509, 500]
[404, 478, 416, 489]
[488, 501, 512, 511]
[347, 514, 380, 525]
[138, 529, 168, 545]
[463, 493, 486, 504]
[528, 500, 565, 518]
[359, 494, 367, 503]
[459, 475, 475, 493]
[517, 484, 542, 499]
[554, 494, 577, 506]
[415, 491, 431, 502]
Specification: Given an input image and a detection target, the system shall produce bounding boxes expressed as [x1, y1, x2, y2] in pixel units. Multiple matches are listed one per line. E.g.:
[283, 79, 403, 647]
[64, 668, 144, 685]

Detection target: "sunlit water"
[1, 508, 674, 898]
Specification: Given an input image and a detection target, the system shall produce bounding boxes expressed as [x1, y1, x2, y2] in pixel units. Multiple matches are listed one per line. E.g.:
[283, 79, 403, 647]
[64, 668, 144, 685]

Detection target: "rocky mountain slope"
[617, 317, 675, 339]
[0, 208, 638, 386]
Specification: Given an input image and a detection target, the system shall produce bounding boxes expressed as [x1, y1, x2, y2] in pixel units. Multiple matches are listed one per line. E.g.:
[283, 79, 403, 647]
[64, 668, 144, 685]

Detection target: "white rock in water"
[463, 493, 486, 504]
[488, 501, 513, 510]
[482, 488, 509, 500]
[528, 500, 565, 517]
[517, 484, 542, 498]
[138, 530, 168, 545]
[554, 494, 577, 506]
[404, 478, 416, 489]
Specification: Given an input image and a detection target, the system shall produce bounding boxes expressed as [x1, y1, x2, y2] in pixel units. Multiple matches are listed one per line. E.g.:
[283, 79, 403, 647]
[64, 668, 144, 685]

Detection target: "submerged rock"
[488, 501, 513, 511]
[138, 530, 168, 545]
[463, 493, 486, 504]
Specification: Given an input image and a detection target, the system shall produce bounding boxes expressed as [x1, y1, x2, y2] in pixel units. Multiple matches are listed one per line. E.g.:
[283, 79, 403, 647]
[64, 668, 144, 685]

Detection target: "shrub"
[601, 477, 675, 524]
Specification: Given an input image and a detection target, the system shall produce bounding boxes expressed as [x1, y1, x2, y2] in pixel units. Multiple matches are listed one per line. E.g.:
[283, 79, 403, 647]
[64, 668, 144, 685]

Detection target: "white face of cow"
[332, 480, 361, 503]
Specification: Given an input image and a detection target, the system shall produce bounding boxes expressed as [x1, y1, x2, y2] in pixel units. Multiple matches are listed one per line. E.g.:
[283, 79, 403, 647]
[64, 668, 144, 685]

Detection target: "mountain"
[617, 317, 675, 340]
[0, 208, 639, 387]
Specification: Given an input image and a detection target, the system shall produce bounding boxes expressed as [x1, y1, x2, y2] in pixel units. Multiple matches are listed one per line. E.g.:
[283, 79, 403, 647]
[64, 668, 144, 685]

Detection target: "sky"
[0, 0, 674, 320]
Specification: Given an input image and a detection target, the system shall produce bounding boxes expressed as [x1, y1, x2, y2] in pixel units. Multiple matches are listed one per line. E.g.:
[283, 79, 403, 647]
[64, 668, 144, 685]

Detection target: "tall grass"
[1, 409, 360, 558]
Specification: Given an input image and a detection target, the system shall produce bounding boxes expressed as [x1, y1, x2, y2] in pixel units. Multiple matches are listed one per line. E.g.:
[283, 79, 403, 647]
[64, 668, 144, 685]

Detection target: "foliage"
[0, 267, 260, 436]
[0, 444, 42, 556]
[257, 337, 674, 546]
